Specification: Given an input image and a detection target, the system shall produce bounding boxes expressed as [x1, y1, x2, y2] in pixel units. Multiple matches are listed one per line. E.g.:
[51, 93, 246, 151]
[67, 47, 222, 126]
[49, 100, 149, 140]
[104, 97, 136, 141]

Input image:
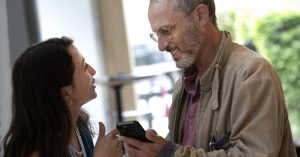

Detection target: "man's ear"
[192, 4, 209, 26]
[61, 86, 72, 101]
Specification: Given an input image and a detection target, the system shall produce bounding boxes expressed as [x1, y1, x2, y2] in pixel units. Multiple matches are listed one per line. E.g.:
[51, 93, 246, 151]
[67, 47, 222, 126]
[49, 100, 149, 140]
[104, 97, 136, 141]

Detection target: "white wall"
[0, 0, 12, 155]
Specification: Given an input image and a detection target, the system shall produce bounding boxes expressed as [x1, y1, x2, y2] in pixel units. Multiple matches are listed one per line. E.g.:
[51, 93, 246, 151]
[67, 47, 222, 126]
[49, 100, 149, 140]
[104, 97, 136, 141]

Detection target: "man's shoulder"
[225, 44, 276, 79]
[229, 44, 270, 68]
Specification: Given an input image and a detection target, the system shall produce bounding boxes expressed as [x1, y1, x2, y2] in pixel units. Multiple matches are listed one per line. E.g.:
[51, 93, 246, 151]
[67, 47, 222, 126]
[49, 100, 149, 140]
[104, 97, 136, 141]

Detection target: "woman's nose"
[89, 65, 96, 76]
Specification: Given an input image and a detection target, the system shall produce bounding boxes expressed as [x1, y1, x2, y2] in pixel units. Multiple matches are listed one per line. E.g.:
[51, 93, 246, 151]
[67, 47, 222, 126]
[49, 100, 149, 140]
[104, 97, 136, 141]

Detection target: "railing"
[97, 67, 180, 127]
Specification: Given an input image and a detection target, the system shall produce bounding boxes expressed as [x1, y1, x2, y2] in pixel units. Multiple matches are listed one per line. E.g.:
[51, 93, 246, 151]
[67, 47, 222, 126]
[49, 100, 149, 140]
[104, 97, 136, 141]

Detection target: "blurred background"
[0, 0, 300, 154]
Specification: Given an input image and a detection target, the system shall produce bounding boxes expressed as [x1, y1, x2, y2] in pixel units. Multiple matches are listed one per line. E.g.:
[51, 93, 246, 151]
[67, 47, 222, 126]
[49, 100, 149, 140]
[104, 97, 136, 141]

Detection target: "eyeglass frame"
[149, 17, 186, 43]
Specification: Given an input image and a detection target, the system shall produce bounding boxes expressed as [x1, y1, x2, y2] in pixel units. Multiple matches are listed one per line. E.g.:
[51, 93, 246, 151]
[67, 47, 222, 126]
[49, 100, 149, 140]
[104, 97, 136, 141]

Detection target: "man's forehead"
[149, 0, 174, 11]
[148, 0, 183, 31]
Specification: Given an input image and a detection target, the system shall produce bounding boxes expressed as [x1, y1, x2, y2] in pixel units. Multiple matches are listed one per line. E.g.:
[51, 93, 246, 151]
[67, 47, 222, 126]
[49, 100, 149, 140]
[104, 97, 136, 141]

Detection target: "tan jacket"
[168, 32, 296, 157]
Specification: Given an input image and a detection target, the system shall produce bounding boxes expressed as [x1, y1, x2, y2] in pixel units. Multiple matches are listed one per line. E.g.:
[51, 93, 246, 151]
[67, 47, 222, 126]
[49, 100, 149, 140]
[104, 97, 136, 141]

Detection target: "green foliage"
[217, 11, 237, 40]
[217, 10, 256, 43]
[254, 13, 300, 139]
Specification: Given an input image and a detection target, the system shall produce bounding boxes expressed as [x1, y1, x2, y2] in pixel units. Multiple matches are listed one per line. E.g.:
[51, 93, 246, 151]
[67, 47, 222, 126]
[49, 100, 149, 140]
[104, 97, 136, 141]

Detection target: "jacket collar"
[181, 31, 233, 110]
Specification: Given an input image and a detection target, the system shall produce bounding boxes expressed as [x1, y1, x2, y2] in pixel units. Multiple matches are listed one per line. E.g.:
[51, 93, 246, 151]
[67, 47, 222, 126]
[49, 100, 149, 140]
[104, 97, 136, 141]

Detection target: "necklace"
[70, 145, 83, 156]
[69, 126, 86, 156]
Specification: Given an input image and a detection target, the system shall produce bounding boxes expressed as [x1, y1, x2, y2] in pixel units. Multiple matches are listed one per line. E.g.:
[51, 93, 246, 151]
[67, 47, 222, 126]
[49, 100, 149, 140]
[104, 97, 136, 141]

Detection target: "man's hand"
[120, 129, 167, 157]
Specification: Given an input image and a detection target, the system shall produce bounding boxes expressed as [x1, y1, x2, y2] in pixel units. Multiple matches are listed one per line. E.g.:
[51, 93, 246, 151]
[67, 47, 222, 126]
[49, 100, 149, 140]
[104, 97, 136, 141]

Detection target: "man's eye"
[159, 28, 172, 36]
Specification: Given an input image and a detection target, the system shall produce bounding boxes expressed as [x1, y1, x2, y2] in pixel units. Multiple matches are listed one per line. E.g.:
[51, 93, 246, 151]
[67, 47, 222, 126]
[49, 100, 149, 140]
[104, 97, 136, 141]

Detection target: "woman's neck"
[70, 107, 81, 129]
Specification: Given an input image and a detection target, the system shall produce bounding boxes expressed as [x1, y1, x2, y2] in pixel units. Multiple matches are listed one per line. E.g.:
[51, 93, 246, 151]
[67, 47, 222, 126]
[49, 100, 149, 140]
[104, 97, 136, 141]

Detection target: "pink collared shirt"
[182, 73, 200, 147]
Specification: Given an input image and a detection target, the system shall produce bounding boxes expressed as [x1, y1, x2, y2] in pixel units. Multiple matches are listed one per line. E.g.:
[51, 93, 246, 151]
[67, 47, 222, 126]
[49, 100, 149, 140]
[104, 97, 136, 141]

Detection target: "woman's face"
[65, 45, 97, 107]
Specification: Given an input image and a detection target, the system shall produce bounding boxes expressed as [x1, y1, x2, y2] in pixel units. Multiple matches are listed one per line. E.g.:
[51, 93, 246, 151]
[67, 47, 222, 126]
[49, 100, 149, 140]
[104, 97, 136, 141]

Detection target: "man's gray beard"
[176, 53, 195, 69]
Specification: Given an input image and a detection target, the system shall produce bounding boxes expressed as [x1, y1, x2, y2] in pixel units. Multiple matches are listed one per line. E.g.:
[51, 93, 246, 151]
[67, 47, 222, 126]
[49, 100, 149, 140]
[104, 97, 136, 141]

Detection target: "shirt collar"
[183, 72, 200, 96]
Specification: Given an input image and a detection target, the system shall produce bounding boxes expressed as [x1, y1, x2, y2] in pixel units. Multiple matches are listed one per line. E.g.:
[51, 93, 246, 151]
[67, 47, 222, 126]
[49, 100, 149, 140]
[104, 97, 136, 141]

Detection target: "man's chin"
[176, 62, 191, 69]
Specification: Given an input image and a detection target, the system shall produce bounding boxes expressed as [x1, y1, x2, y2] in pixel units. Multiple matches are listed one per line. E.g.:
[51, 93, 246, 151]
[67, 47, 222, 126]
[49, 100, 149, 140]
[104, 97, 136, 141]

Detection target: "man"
[120, 0, 297, 156]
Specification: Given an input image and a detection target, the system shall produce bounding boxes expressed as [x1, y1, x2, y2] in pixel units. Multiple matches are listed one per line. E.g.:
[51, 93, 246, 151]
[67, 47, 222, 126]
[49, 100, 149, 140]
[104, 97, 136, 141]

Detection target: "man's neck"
[195, 29, 222, 76]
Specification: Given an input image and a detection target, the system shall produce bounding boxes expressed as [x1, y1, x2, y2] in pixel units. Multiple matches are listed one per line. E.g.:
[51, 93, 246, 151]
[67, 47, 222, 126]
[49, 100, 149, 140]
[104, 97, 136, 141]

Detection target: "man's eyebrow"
[157, 25, 172, 33]
[155, 23, 173, 32]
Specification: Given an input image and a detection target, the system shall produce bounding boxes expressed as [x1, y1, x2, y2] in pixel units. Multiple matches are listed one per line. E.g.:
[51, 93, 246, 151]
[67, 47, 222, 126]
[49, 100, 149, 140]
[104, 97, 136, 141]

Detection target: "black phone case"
[116, 120, 152, 143]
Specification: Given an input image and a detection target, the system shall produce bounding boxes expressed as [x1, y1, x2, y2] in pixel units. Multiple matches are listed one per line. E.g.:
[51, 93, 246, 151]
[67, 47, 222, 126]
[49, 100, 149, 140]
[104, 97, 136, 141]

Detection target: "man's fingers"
[146, 128, 157, 134]
[145, 130, 165, 143]
[123, 142, 143, 157]
[119, 136, 145, 149]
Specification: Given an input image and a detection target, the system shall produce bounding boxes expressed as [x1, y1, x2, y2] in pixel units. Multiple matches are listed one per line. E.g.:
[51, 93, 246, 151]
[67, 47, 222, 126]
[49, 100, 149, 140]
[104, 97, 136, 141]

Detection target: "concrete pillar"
[0, 0, 12, 155]
[92, 0, 136, 124]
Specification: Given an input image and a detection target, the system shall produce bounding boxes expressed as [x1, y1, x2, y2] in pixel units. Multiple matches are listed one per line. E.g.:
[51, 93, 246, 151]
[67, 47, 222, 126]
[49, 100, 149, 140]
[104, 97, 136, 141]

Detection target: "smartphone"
[116, 120, 152, 143]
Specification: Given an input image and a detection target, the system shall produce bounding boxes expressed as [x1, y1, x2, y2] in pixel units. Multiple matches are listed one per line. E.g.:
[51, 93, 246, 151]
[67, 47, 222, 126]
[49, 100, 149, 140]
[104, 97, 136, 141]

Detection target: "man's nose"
[158, 39, 169, 52]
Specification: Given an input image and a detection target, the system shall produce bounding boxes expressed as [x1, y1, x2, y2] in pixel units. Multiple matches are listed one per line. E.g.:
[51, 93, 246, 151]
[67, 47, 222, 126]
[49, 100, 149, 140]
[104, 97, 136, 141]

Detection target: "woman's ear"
[61, 86, 72, 101]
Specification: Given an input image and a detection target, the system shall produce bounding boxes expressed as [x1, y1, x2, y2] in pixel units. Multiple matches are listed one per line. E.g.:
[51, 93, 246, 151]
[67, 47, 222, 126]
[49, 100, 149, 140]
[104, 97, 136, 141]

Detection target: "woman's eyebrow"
[81, 58, 86, 68]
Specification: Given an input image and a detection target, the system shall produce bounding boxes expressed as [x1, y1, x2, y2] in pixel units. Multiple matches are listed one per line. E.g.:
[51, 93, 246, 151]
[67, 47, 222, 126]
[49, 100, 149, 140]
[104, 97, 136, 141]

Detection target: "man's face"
[148, 0, 205, 69]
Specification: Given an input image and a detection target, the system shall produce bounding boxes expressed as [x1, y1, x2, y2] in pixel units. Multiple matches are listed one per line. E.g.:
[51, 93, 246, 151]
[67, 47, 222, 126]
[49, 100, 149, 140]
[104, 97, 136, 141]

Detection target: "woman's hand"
[93, 122, 122, 157]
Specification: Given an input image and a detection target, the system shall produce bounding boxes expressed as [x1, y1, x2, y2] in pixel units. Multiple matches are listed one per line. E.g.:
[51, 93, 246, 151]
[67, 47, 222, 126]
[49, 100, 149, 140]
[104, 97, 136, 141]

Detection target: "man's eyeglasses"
[149, 17, 186, 43]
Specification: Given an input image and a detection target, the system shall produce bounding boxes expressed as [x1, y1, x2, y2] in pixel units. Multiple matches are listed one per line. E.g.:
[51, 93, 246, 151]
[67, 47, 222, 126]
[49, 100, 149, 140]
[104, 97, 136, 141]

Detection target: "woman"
[2, 37, 121, 157]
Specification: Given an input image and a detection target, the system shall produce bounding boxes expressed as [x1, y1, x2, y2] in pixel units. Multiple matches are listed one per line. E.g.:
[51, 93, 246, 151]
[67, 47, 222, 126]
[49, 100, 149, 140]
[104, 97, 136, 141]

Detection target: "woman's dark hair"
[3, 37, 92, 157]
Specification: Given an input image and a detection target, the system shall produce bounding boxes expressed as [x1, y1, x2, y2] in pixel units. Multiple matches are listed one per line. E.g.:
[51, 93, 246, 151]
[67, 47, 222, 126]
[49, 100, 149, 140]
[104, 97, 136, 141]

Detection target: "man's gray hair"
[174, 0, 217, 26]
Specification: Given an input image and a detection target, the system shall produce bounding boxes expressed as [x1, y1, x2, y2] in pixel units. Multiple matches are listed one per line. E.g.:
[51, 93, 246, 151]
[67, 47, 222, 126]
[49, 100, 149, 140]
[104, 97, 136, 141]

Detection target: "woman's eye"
[84, 63, 89, 70]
